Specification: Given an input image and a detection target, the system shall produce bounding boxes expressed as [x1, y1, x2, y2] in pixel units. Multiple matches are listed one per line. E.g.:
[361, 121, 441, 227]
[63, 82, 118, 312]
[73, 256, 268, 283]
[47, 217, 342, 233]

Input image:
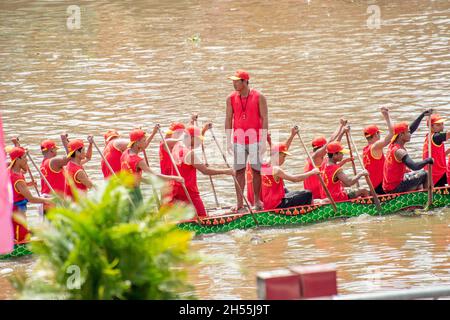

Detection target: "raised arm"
[60, 133, 69, 154]
[372, 107, 394, 152]
[144, 125, 160, 149]
[50, 156, 71, 172]
[284, 126, 298, 150]
[409, 109, 433, 135]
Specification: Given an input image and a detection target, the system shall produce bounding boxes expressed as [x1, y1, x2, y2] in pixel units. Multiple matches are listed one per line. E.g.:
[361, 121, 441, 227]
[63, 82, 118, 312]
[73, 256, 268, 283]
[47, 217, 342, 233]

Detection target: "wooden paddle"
[157, 126, 200, 223]
[195, 120, 220, 207]
[209, 127, 259, 227]
[347, 128, 383, 214]
[11, 138, 41, 196]
[426, 114, 433, 210]
[345, 131, 360, 188]
[26, 151, 55, 195]
[294, 126, 338, 213]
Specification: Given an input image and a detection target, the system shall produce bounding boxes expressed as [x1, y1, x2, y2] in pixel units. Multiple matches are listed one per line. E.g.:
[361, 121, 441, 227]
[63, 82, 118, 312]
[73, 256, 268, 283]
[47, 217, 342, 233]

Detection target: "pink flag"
[0, 112, 13, 254]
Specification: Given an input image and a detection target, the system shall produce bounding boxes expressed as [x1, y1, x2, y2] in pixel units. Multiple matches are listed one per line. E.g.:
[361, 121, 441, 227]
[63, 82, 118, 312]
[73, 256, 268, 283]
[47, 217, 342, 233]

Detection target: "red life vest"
[382, 143, 406, 192]
[423, 134, 446, 184]
[230, 89, 262, 145]
[120, 149, 143, 182]
[64, 161, 87, 198]
[363, 144, 385, 188]
[9, 169, 26, 204]
[322, 163, 348, 202]
[159, 141, 174, 175]
[303, 157, 326, 199]
[40, 158, 65, 195]
[102, 140, 123, 178]
[261, 163, 285, 210]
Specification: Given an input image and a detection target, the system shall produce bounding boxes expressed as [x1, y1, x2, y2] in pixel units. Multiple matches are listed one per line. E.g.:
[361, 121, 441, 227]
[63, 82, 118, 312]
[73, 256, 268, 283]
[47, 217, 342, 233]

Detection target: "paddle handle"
[347, 131, 382, 213]
[26, 151, 54, 195]
[157, 127, 199, 221]
[345, 131, 360, 188]
[427, 115, 433, 208]
[209, 128, 259, 226]
[294, 127, 338, 213]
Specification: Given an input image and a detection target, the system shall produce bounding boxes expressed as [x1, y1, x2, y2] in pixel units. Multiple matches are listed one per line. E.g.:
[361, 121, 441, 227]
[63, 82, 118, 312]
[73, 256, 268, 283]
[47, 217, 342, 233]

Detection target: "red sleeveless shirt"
[120, 149, 143, 183]
[102, 141, 123, 178]
[64, 161, 87, 198]
[447, 155, 450, 182]
[261, 163, 285, 210]
[40, 158, 65, 195]
[423, 134, 446, 184]
[363, 144, 385, 188]
[9, 169, 26, 203]
[322, 163, 348, 202]
[170, 143, 198, 194]
[303, 157, 326, 199]
[230, 89, 262, 145]
[382, 143, 406, 192]
[159, 141, 174, 175]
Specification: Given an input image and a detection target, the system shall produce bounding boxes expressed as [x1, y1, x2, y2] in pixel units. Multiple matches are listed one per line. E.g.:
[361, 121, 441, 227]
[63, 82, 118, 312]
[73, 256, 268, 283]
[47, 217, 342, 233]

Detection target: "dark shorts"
[435, 173, 447, 187]
[277, 190, 313, 208]
[390, 171, 428, 194]
[233, 143, 262, 171]
[374, 183, 385, 195]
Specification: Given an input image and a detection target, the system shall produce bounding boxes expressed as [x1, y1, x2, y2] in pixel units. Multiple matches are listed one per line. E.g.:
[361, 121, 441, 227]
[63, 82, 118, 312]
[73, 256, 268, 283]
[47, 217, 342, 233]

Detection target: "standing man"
[226, 70, 268, 212]
[422, 114, 450, 187]
[362, 107, 394, 194]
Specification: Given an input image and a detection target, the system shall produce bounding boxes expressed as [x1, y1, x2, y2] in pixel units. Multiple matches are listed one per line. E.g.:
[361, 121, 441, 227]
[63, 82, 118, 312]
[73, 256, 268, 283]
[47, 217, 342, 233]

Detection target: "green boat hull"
[177, 187, 450, 235]
[2, 187, 449, 259]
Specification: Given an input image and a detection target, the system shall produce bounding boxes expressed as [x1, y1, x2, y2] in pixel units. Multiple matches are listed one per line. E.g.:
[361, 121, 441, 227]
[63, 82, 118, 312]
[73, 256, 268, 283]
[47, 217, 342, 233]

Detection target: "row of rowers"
[6, 109, 450, 219]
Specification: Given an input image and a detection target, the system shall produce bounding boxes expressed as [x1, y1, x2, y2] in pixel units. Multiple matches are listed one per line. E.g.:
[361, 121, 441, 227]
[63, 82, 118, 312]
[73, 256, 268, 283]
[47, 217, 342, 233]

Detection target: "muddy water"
[1, 0, 449, 299]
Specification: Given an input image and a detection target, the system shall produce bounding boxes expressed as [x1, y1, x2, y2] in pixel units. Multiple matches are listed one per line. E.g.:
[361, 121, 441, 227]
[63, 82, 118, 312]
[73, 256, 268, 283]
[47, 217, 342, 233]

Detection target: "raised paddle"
[209, 128, 259, 227]
[426, 114, 433, 210]
[347, 128, 383, 214]
[157, 126, 200, 223]
[294, 126, 338, 213]
[345, 130, 360, 188]
[195, 120, 220, 207]
[11, 138, 41, 197]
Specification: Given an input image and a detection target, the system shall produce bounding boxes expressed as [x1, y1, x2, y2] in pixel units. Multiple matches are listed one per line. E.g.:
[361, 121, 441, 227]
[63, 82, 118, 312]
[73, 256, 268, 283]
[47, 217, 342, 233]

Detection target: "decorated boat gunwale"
[1, 186, 449, 260]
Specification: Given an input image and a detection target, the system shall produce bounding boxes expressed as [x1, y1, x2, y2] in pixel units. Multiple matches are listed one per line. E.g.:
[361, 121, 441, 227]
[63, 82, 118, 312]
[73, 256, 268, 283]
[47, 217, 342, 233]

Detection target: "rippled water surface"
[1, 0, 449, 299]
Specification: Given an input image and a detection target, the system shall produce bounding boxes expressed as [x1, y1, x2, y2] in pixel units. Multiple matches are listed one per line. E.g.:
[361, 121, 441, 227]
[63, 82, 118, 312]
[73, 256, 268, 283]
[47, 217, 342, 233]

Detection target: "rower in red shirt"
[261, 143, 320, 210]
[64, 139, 94, 199]
[101, 130, 129, 178]
[422, 114, 450, 187]
[7, 147, 51, 242]
[382, 111, 434, 193]
[322, 142, 369, 202]
[447, 149, 450, 183]
[304, 119, 348, 200]
[362, 107, 394, 194]
[168, 126, 234, 217]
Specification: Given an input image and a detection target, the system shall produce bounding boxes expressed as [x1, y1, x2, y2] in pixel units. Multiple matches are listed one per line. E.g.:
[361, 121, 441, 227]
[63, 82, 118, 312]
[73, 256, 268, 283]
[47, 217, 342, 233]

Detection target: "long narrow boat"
[2, 186, 449, 259]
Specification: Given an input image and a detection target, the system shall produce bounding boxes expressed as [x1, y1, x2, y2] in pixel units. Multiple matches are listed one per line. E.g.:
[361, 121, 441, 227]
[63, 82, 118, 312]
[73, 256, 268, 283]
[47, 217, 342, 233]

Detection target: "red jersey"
[322, 163, 348, 202]
[363, 144, 385, 188]
[303, 157, 326, 199]
[40, 158, 65, 195]
[64, 161, 87, 198]
[230, 89, 262, 145]
[447, 154, 450, 182]
[261, 163, 285, 210]
[9, 169, 26, 204]
[159, 141, 174, 175]
[102, 140, 123, 178]
[382, 143, 406, 192]
[423, 134, 446, 185]
[120, 149, 143, 183]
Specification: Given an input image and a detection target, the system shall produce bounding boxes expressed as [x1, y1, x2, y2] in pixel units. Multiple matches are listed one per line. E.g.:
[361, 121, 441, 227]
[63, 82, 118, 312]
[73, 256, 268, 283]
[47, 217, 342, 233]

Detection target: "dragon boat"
[2, 186, 450, 260]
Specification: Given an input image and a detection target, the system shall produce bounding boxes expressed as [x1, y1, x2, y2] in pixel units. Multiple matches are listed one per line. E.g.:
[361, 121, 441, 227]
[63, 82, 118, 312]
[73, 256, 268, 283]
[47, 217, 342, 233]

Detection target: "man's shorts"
[233, 142, 262, 171]
[391, 171, 428, 193]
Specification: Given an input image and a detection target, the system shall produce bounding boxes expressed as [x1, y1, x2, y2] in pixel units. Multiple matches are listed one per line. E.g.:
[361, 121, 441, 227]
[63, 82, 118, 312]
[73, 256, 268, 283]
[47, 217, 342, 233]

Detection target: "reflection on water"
[1, 0, 449, 299]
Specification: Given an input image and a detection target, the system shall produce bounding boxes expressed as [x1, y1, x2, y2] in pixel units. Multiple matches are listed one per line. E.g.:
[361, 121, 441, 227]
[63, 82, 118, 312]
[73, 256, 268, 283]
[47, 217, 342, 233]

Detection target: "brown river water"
[0, 0, 449, 299]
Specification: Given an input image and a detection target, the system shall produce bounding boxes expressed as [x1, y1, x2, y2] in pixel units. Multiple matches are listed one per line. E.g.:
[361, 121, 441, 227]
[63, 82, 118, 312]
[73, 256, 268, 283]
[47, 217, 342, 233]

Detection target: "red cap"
[326, 141, 349, 154]
[393, 122, 409, 135]
[67, 139, 84, 158]
[363, 125, 382, 137]
[104, 130, 119, 143]
[185, 126, 204, 140]
[428, 114, 445, 126]
[128, 129, 146, 148]
[40, 140, 59, 152]
[167, 122, 186, 135]
[228, 69, 250, 81]
[271, 143, 292, 156]
[311, 136, 327, 148]
[8, 147, 26, 168]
